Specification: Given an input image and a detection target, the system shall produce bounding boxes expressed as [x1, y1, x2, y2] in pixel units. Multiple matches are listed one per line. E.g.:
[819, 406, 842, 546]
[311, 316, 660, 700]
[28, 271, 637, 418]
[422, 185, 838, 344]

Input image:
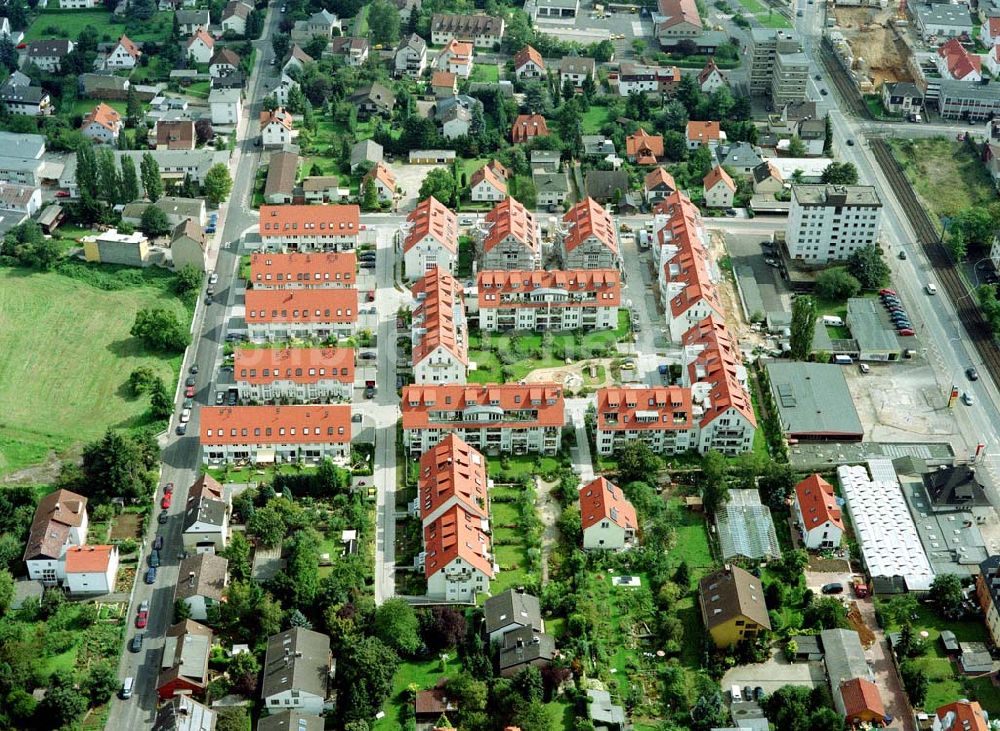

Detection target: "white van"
[731, 684, 742, 702]
[832, 355, 853, 365]
[120, 677, 134, 699]
[925, 283, 938, 295]
[822, 315, 844, 327]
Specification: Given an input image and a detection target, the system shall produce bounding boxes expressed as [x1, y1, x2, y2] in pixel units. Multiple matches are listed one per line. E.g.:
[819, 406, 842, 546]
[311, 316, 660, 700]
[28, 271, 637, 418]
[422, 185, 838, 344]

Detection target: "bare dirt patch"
[847, 601, 876, 647]
[833, 7, 913, 86]
[522, 358, 617, 389]
[110, 513, 141, 541]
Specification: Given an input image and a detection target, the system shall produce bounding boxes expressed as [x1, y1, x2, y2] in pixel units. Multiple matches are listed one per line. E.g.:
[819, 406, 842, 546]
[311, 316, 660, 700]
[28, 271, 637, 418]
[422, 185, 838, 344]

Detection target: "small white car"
[180, 408, 192, 423]
[209, 272, 219, 285]
[963, 392, 975, 406]
[926, 283, 938, 295]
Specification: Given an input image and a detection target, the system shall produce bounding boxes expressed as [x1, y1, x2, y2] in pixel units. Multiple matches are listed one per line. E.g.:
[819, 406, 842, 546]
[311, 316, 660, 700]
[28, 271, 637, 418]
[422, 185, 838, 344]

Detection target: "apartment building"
[616, 62, 682, 96]
[402, 196, 459, 280]
[558, 197, 620, 270]
[244, 288, 357, 341]
[787, 184, 883, 263]
[480, 197, 541, 270]
[771, 48, 809, 106]
[200, 405, 352, 465]
[748, 28, 802, 99]
[412, 268, 468, 385]
[259, 204, 361, 252]
[402, 384, 565, 456]
[595, 386, 695, 456]
[394, 33, 427, 77]
[430, 13, 505, 48]
[248, 251, 356, 289]
[477, 269, 620, 332]
[234, 347, 355, 402]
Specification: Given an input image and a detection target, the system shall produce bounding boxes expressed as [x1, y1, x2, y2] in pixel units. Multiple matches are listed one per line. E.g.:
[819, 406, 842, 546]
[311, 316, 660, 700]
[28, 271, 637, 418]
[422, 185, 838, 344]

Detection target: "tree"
[120, 155, 140, 202]
[204, 163, 233, 206]
[173, 598, 191, 623]
[80, 430, 157, 503]
[592, 39, 615, 62]
[894, 622, 922, 659]
[0, 568, 13, 616]
[757, 462, 796, 509]
[140, 205, 171, 237]
[337, 637, 399, 723]
[127, 0, 156, 20]
[148, 377, 172, 420]
[700, 450, 729, 514]
[421, 606, 467, 651]
[815, 268, 861, 301]
[803, 597, 847, 630]
[616, 440, 662, 484]
[247, 504, 286, 548]
[368, 0, 401, 44]
[790, 295, 817, 361]
[787, 135, 807, 156]
[194, 118, 214, 145]
[221, 531, 253, 581]
[272, 32, 290, 62]
[419, 168, 457, 205]
[374, 598, 420, 656]
[3, 221, 60, 270]
[820, 161, 859, 185]
[362, 178, 379, 211]
[77, 140, 99, 201]
[85, 661, 119, 705]
[950, 207, 994, 251]
[140, 152, 163, 202]
[125, 86, 143, 128]
[39, 675, 88, 728]
[691, 692, 728, 730]
[900, 661, 927, 706]
[97, 147, 123, 204]
[929, 573, 965, 619]
[562, 76, 576, 102]
[228, 650, 260, 695]
[216, 707, 250, 731]
[131, 308, 191, 352]
[846, 245, 890, 290]
[512, 178, 537, 209]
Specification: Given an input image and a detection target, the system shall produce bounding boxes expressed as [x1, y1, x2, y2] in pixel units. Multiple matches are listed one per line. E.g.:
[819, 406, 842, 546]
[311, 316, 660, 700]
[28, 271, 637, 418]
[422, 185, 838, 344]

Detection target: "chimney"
[516, 638, 524, 649]
[179, 706, 189, 717]
[188, 571, 196, 587]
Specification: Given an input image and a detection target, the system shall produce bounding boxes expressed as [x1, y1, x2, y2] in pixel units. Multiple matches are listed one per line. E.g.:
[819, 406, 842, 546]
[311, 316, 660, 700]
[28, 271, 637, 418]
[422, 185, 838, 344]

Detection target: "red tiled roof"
[487, 159, 510, 180]
[412, 267, 467, 366]
[404, 196, 458, 254]
[260, 107, 294, 131]
[680, 315, 756, 428]
[419, 434, 488, 522]
[644, 167, 676, 193]
[116, 34, 140, 58]
[64, 545, 116, 573]
[703, 165, 736, 192]
[938, 38, 981, 81]
[364, 161, 397, 191]
[82, 102, 121, 132]
[686, 120, 722, 143]
[840, 678, 885, 723]
[657, 0, 702, 29]
[424, 504, 494, 579]
[562, 197, 617, 255]
[579, 477, 637, 531]
[595, 386, 693, 432]
[200, 405, 352, 445]
[794, 474, 844, 532]
[187, 29, 214, 50]
[657, 194, 723, 321]
[211, 47, 240, 66]
[513, 44, 544, 71]
[234, 347, 355, 386]
[477, 269, 620, 310]
[189, 474, 223, 501]
[431, 70, 457, 88]
[470, 164, 508, 196]
[936, 701, 989, 731]
[250, 251, 356, 287]
[698, 57, 721, 85]
[259, 204, 360, 238]
[402, 384, 565, 430]
[439, 39, 472, 67]
[511, 114, 549, 144]
[626, 128, 664, 163]
[244, 288, 357, 325]
[988, 16, 1000, 37]
[482, 197, 538, 254]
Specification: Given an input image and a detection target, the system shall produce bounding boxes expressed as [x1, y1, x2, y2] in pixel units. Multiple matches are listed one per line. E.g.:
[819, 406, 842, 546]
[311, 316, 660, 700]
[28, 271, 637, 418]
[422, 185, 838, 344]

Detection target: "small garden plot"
[110, 511, 142, 540]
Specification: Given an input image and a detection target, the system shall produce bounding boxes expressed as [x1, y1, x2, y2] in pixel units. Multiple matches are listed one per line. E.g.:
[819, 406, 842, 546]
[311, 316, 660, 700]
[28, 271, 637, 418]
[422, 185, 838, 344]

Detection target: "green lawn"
[352, 5, 368, 36]
[25, 9, 174, 43]
[581, 106, 609, 134]
[186, 81, 211, 99]
[0, 267, 188, 477]
[733, 0, 791, 27]
[469, 63, 500, 83]
[62, 98, 128, 118]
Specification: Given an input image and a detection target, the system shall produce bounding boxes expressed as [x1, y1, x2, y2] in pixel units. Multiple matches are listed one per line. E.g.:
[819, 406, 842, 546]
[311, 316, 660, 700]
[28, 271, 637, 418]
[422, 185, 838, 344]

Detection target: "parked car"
[161, 493, 172, 509]
[185, 386, 195, 398]
[967, 366, 979, 381]
[216, 391, 226, 405]
[359, 351, 377, 360]
[879, 288, 896, 296]
[148, 550, 160, 568]
[164, 482, 174, 494]
[144, 567, 157, 585]
[185, 375, 196, 387]
[182, 398, 193, 409]
[120, 677, 134, 699]
[859, 363, 870, 374]
[351, 413, 362, 422]
[364, 385, 375, 399]
[821, 582, 844, 594]
[209, 272, 219, 285]
[754, 687, 765, 702]
[130, 633, 144, 652]
[175, 423, 187, 436]
[135, 609, 148, 629]
[153, 535, 164, 551]
[360, 261, 375, 269]
[226, 391, 238, 406]
[898, 328, 915, 336]
[158, 510, 168, 524]
[963, 391, 975, 406]
[179, 408, 191, 423]
[898, 250, 907, 260]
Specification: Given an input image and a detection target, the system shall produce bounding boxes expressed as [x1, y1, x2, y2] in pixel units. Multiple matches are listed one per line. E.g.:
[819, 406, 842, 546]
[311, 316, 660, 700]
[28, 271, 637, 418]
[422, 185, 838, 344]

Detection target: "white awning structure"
[838, 460, 934, 592]
[255, 448, 276, 464]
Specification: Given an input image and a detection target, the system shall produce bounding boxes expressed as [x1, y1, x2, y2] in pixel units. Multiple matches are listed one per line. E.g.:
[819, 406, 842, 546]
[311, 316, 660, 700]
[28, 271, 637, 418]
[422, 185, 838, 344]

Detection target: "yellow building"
[698, 565, 771, 649]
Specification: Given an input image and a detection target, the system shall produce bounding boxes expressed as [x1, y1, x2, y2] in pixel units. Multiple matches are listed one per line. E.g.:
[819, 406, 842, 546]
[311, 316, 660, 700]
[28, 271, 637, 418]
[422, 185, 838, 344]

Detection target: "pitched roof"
[258, 204, 360, 238]
[348, 82, 395, 110]
[680, 314, 756, 428]
[245, 287, 357, 325]
[250, 251, 355, 287]
[752, 160, 783, 184]
[264, 149, 299, 198]
[698, 57, 721, 85]
[200, 405, 352, 445]
[424, 503, 494, 579]
[157, 620, 212, 690]
[938, 37, 981, 80]
[477, 269, 620, 310]
[288, 44, 313, 64]
[562, 197, 618, 255]
[698, 564, 771, 631]
[585, 170, 629, 200]
[579, 476, 637, 532]
[558, 56, 596, 75]
[483, 197, 538, 254]
[840, 677, 885, 722]
[24, 489, 88, 562]
[483, 589, 542, 634]
[256, 711, 324, 731]
[152, 696, 216, 731]
[626, 128, 664, 162]
[794, 474, 844, 532]
[222, 0, 251, 19]
[350, 139, 383, 167]
[499, 626, 556, 670]
[686, 120, 722, 143]
[26, 39, 73, 58]
[513, 44, 544, 70]
[189, 473, 224, 501]
[412, 267, 467, 367]
[171, 218, 204, 249]
[511, 114, 549, 143]
[174, 553, 228, 602]
[657, 0, 702, 30]
[936, 700, 989, 731]
[260, 107, 294, 131]
[330, 36, 369, 55]
[644, 167, 676, 192]
[262, 628, 331, 700]
[399, 33, 427, 54]
[402, 383, 565, 430]
[487, 159, 510, 180]
[64, 545, 116, 573]
[235, 347, 355, 386]
[404, 196, 458, 253]
[115, 34, 141, 59]
[187, 29, 214, 50]
[431, 70, 457, 88]
[210, 47, 241, 67]
[703, 164, 736, 192]
[470, 163, 507, 195]
[81, 102, 121, 132]
[987, 16, 1000, 37]
[156, 119, 195, 149]
[430, 12, 505, 36]
[418, 434, 487, 521]
[595, 386, 693, 432]
[363, 161, 396, 191]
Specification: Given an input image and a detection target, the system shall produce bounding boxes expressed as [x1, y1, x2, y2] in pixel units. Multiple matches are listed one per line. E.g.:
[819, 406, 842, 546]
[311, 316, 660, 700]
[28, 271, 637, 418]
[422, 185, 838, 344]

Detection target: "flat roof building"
[765, 361, 864, 441]
[846, 297, 902, 361]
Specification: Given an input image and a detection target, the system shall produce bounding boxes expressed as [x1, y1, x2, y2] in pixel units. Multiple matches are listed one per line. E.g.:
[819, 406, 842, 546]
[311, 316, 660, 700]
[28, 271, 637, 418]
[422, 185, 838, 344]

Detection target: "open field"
[25, 9, 174, 43]
[735, 0, 791, 27]
[490, 500, 533, 593]
[0, 267, 188, 478]
[469, 64, 500, 83]
[581, 106, 609, 134]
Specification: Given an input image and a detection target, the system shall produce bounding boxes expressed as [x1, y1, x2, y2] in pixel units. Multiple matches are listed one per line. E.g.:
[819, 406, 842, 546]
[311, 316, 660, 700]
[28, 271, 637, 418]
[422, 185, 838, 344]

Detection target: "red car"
[898, 328, 915, 336]
[135, 611, 148, 629]
[161, 492, 172, 509]
[55, 190, 70, 198]
[164, 482, 174, 494]
[879, 288, 896, 296]
[185, 386, 195, 398]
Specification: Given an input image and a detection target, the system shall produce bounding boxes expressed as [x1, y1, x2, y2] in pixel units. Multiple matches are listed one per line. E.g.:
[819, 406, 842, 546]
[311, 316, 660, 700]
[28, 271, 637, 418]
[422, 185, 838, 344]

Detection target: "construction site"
[825, 1, 916, 90]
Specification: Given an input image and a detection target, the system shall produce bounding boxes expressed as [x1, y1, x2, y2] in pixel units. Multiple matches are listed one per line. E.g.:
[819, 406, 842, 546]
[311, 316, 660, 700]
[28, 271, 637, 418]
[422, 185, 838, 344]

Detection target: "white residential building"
[174, 553, 228, 621]
[580, 477, 638, 551]
[787, 184, 883, 263]
[63, 545, 119, 595]
[261, 629, 332, 715]
[793, 474, 845, 550]
[476, 269, 621, 332]
[209, 88, 242, 126]
[394, 33, 427, 78]
[558, 197, 621, 271]
[105, 34, 140, 69]
[401, 196, 458, 279]
[181, 475, 230, 554]
[412, 268, 468, 385]
[23, 489, 89, 585]
[235, 347, 354, 402]
[258, 204, 360, 252]
[244, 287, 357, 341]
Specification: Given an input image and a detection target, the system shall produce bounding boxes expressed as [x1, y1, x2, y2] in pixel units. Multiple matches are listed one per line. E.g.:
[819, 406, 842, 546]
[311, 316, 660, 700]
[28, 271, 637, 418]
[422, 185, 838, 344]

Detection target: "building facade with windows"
[412, 268, 468, 385]
[235, 347, 355, 402]
[245, 288, 357, 341]
[477, 269, 620, 332]
[787, 185, 883, 263]
[200, 405, 352, 464]
[259, 204, 361, 252]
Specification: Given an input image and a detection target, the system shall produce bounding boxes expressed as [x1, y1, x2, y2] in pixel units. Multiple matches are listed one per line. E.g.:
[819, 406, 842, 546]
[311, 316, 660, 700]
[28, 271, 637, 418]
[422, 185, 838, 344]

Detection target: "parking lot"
[721, 648, 826, 695]
[529, 3, 654, 46]
[386, 162, 443, 212]
[723, 230, 789, 318]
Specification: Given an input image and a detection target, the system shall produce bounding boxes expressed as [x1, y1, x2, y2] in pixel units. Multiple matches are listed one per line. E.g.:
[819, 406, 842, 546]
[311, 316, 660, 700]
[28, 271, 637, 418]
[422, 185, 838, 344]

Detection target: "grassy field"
[469, 64, 500, 83]
[25, 9, 174, 43]
[0, 267, 187, 478]
[581, 106, 609, 134]
[734, 0, 791, 27]
[888, 137, 996, 227]
[490, 500, 534, 593]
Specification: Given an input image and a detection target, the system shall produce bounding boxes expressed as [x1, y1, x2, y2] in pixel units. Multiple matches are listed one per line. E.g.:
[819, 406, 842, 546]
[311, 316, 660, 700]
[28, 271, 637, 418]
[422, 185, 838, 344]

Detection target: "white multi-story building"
[182, 475, 230, 554]
[261, 629, 332, 715]
[558, 197, 621, 271]
[63, 545, 120, 595]
[235, 347, 355, 402]
[23, 489, 89, 585]
[435, 39, 474, 78]
[402, 196, 458, 280]
[787, 184, 883, 263]
[616, 62, 681, 95]
[429, 13, 505, 48]
[394, 33, 427, 78]
[260, 107, 295, 148]
[513, 44, 544, 80]
[477, 269, 620, 332]
[80, 103, 123, 144]
[200, 405, 352, 465]
[479, 197, 541, 271]
[595, 386, 695, 456]
[412, 268, 468, 385]
[259, 204, 361, 252]
[244, 288, 357, 341]
[792, 474, 844, 549]
[209, 88, 242, 126]
[105, 34, 141, 69]
[402, 384, 565, 456]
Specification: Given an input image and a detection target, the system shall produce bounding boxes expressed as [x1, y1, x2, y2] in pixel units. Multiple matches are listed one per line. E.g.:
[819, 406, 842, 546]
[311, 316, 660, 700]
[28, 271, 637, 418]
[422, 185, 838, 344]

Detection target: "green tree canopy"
[130, 308, 190, 352]
[373, 598, 420, 656]
[140, 205, 171, 237]
[820, 161, 858, 185]
[204, 163, 233, 206]
[815, 267, 861, 301]
[846, 245, 890, 290]
[790, 295, 817, 360]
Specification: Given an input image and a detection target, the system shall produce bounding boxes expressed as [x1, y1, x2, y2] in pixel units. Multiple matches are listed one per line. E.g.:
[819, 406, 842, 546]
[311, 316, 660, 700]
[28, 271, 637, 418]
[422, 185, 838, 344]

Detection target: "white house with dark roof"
[23, 489, 89, 585]
[483, 589, 544, 643]
[182, 475, 229, 553]
[262, 628, 332, 715]
[174, 553, 228, 621]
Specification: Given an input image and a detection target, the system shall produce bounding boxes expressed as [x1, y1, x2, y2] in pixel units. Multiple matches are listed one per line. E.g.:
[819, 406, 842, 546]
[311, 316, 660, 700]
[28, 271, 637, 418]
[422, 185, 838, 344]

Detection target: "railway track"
[820, 43, 870, 120]
[869, 139, 1000, 381]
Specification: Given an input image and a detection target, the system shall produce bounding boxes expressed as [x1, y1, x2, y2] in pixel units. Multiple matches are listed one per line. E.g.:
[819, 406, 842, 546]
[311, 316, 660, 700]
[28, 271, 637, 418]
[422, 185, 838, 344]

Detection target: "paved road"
[104, 4, 279, 728]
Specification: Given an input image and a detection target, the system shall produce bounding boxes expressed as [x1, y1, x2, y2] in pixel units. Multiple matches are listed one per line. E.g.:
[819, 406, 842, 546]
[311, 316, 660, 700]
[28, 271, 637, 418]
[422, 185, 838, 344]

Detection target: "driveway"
[856, 597, 915, 731]
[721, 647, 826, 694]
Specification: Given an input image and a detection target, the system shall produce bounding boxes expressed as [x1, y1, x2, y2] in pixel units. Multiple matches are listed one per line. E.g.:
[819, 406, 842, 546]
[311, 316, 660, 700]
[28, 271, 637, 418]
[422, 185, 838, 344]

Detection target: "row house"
[235, 347, 355, 402]
[680, 315, 757, 455]
[476, 269, 620, 332]
[182, 474, 230, 554]
[402, 196, 458, 280]
[616, 62, 681, 96]
[430, 13, 505, 48]
[402, 384, 565, 456]
[249, 251, 356, 289]
[595, 386, 695, 456]
[558, 197, 620, 271]
[480, 197, 541, 271]
[394, 33, 427, 78]
[415, 435, 495, 602]
[200, 404, 352, 465]
[244, 288, 357, 341]
[412, 268, 468, 385]
[259, 204, 361, 252]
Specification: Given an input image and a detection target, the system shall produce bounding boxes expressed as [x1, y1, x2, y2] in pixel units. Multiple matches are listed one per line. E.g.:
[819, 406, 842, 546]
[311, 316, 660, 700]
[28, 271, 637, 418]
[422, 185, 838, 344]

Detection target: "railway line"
[820, 42, 869, 119]
[869, 138, 1000, 380]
